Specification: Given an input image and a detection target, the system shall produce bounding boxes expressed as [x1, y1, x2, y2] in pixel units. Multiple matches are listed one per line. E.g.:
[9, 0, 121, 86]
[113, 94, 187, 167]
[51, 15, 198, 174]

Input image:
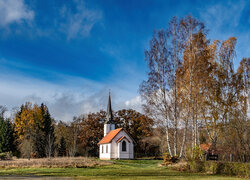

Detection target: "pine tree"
[41, 104, 55, 158]
[0, 117, 15, 153]
[58, 137, 66, 157]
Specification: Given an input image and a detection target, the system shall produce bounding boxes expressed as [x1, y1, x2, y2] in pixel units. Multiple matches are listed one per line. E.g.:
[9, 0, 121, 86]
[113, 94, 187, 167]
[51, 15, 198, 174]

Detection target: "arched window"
[122, 141, 126, 152]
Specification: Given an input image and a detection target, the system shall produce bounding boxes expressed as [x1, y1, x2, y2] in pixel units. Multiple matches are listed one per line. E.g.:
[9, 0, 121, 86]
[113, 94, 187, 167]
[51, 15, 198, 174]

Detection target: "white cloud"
[0, 66, 142, 121]
[0, 0, 34, 26]
[59, 0, 102, 40]
[0, 0, 102, 39]
[124, 96, 142, 112]
[199, 0, 245, 31]
[198, 0, 249, 67]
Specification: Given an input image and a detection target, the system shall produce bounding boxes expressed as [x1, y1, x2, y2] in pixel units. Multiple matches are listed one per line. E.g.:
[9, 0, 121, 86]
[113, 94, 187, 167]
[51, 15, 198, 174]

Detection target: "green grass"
[0, 159, 242, 179]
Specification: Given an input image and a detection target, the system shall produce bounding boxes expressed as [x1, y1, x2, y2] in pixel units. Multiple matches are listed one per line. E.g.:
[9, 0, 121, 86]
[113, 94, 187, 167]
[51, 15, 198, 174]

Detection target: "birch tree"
[179, 31, 211, 154]
[140, 16, 204, 157]
[179, 16, 206, 150]
[202, 37, 237, 149]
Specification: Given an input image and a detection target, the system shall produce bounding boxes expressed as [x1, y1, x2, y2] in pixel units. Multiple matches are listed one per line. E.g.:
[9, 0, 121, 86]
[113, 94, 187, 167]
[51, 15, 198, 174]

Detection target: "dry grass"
[165, 160, 189, 171]
[0, 157, 112, 169]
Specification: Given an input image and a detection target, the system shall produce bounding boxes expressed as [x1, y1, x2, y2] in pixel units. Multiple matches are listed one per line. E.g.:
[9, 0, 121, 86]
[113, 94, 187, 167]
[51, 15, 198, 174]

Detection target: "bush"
[163, 153, 179, 165]
[188, 160, 205, 172]
[205, 161, 250, 178]
[171, 156, 179, 163]
[0, 152, 13, 160]
[163, 153, 172, 165]
[187, 147, 205, 172]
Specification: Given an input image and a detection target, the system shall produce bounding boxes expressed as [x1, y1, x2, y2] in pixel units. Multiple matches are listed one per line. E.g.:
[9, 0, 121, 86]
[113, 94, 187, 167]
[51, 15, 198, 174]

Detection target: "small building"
[98, 93, 134, 160]
[200, 143, 218, 161]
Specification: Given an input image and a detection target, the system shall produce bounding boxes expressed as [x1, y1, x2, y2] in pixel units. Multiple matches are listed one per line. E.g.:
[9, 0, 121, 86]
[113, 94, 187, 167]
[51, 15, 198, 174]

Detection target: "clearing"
[0, 159, 242, 179]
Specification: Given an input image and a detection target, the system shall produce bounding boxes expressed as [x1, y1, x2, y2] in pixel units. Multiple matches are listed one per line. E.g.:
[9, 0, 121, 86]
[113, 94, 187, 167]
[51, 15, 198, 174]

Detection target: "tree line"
[0, 104, 157, 158]
[140, 15, 249, 162]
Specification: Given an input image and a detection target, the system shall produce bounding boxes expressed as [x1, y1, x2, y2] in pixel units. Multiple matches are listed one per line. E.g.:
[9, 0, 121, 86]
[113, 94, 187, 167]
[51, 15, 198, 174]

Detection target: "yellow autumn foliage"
[14, 102, 45, 140]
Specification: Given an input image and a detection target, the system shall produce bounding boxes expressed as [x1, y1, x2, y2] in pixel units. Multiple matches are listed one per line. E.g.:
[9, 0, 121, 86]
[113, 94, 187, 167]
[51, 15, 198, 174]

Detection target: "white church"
[98, 94, 134, 160]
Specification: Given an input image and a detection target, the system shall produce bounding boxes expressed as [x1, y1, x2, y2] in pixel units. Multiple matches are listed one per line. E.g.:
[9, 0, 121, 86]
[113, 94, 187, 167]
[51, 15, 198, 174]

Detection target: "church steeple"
[105, 91, 113, 124]
[104, 91, 115, 136]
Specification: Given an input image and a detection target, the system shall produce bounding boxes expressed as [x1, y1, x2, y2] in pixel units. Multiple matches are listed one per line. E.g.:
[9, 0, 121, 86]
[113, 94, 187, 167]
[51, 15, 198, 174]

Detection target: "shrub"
[0, 153, 6, 160]
[0, 152, 13, 160]
[171, 156, 179, 163]
[163, 153, 172, 165]
[188, 160, 205, 172]
[187, 147, 205, 172]
[168, 159, 189, 172]
[163, 153, 179, 165]
[205, 161, 250, 178]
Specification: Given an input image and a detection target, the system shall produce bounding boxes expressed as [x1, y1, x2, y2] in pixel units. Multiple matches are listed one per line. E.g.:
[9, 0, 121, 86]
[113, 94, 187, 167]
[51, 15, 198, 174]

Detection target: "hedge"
[203, 161, 249, 178]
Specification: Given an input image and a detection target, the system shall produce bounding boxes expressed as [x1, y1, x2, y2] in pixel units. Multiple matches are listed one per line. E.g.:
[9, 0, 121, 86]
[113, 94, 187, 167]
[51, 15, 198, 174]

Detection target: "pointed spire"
[105, 90, 113, 124]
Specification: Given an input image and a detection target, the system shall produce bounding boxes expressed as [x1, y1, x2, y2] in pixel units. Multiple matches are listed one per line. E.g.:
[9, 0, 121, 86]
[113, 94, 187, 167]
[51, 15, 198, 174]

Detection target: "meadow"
[0, 158, 243, 179]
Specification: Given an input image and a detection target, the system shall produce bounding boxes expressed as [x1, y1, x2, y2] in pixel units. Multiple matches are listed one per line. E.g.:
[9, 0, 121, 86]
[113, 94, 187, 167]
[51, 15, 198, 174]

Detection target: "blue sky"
[0, 0, 249, 121]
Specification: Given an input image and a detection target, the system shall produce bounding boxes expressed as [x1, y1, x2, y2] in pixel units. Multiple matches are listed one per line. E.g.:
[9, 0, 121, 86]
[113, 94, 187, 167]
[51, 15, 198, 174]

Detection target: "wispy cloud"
[198, 0, 249, 66]
[0, 59, 142, 121]
[199, 0, 246, 37]
[124, 96, 142, 111]
[0, 0, 34, 27]
[0, 0, 102, 40]
[59, 0, 102, 40]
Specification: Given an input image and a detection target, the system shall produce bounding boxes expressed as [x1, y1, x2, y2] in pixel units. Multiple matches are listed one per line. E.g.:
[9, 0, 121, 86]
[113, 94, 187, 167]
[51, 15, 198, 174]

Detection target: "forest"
[0, 16, 249, 163]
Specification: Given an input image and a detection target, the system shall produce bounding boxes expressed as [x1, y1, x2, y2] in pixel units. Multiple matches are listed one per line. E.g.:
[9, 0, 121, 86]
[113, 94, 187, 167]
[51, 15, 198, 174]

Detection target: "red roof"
[200, 143, 211, 151]
[98, 128, 123, 145]
[116, 136, 131, 143]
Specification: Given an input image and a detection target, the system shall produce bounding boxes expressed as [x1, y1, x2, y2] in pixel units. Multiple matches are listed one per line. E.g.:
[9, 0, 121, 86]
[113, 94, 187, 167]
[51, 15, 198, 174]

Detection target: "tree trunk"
[166, 118, 173, 157]
[179, 118, 188, 158]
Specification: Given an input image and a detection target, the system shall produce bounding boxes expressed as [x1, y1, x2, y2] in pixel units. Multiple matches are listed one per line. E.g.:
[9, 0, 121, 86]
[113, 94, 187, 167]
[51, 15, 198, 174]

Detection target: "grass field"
[0, 159, 242, 179]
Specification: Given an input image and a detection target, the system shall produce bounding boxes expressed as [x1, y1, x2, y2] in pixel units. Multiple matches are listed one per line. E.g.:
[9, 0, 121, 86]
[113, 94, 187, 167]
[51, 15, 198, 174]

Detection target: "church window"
[106, 145, 108, 153]
[122, 141, 126, 151]
[102, 145, 104, 153]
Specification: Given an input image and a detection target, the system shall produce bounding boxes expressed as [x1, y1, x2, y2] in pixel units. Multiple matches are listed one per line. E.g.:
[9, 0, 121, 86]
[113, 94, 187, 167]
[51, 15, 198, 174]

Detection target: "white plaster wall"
[129, 142, 134, 159]
[111, 140, 118, 159]
[99, 143, 111, 160]
[113, 130, 134, 159]
[104, 124, 111, 136]
[112, 131, 133, 142]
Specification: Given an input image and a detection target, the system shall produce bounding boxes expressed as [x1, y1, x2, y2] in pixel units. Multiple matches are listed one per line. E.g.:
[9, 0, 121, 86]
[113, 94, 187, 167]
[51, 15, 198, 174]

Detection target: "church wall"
[99, 143, 111, 160]
[118, 139, 130, 159]
[113, 131, 134, 159]
[111, 140, 118, 159]
[129, 143, 134, 159]
[111, 124, 115, 131]
[112, 130, 133, 142]
[104, 124, 111, 136]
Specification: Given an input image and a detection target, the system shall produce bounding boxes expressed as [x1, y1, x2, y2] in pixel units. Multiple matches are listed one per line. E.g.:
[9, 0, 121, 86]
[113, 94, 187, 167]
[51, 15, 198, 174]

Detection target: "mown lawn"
[0, 159, 241, 179]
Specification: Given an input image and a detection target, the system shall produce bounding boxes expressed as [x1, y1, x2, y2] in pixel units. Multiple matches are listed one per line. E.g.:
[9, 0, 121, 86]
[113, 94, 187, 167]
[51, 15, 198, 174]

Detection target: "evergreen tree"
[0, 117, 15, 153]
[43, 104, 55, 157]
[58, 137, 66, 157]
